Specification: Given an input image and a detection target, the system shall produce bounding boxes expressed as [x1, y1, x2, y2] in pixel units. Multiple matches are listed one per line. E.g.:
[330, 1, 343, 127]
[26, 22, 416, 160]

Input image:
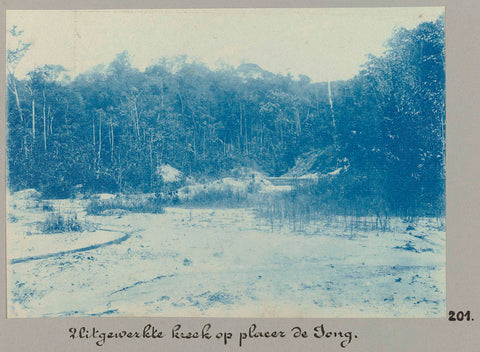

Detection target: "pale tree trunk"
[203, 128, 206, 159]
[11, 79, 24, 122]
[328, 81, 338, 149]
[244, 105, 248, 155]
[48, 106, 53, 135]
[328, 81, 335, 130]
[8, 75, 26, 156]
[193, 129, 197, 162]
[440, 102, 446, 169]
[177, 92, 184, 115]
[133, 102, 140, 138]
[110, 119, 114, 162]
[23, 136, 27, 158]
[149, 133, 153, 189]
[7, 71, 24, 122]
[92, 118, 95, 147]
[239, 103, 242, 149]
[32, 98, 35, 144]
[98, 114, 102, 164]
[261, 123, 264, 147]
[295, 109, 301, 135]
[43, 89, 47, 151]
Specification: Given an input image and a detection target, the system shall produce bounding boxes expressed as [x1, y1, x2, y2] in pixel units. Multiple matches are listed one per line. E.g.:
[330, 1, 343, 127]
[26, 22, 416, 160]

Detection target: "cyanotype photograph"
[6, 8, 445, 318]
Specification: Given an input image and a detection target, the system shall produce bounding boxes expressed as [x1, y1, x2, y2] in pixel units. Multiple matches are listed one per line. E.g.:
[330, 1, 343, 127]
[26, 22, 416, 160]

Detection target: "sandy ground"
[7, 196, 445, 318]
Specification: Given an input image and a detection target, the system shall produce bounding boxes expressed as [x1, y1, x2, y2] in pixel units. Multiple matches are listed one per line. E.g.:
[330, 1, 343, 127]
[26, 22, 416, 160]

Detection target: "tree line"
[7, 17, 445, 217]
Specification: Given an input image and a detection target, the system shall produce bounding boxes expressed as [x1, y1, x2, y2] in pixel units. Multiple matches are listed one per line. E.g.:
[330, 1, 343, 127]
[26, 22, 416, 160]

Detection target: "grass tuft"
[86, 194, 164, 215]
[39, 213, 84, 233]
[181, 187, 249, 208]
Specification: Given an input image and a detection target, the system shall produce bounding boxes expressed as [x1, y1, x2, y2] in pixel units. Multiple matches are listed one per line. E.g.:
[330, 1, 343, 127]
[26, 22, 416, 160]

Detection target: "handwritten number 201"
[448, 310, 472, 321]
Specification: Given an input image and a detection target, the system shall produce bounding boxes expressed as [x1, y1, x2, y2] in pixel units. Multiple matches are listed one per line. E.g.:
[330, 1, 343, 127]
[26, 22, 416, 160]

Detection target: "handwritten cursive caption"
[69, 323, 358, 347]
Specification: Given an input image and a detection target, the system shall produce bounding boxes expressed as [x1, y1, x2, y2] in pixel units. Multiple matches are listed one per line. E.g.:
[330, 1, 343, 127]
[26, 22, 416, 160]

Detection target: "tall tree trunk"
[61, 102, 69, 137]
[92, 118, 96, 147]
[133, 102, 140, 138]
[203, 128, 206, 159]
[9, 79, 27, 157]
[244, 107, 248, 155]
[328, 81, 335, 130]
[23, 136, 27, 158]
[261, 123, 264, 147]
[149, 133, 153, 189]
[295, 110, 301, 135]
[193, 129, 197, 162]
[32, 98, 35, 144]
[43, 89, 47, 151]
[177, 92, 184, 115]
[98, 114, 102, 168]
[110, 120, 114, 162]
[239, 103, 243, 151]
[10, 79, 24, 122]
[315, 87, 320, 120]
[48, 106, 53, 135]
[8, 78, 25, 156]
[328, 81, 338, 149]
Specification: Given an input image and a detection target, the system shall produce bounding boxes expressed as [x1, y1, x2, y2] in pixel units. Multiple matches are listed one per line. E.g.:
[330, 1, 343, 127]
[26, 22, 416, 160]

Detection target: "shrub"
[39, 213, 84, 233]
[86, 194, 164, 215]
[181, 187, 249, 208]
[8, 213, 18, 223]
[39, 201, 54, 212]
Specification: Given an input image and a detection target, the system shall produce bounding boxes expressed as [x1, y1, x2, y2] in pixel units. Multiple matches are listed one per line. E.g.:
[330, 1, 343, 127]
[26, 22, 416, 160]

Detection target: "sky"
[7, 8, 444, 82]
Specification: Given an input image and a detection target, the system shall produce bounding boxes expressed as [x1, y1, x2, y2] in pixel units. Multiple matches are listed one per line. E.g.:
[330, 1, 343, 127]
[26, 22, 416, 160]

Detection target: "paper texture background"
[1, 0, 479, 351]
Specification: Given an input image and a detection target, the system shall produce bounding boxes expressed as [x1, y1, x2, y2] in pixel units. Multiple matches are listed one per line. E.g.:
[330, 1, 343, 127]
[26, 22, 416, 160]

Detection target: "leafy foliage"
[7, 17, 445, 217]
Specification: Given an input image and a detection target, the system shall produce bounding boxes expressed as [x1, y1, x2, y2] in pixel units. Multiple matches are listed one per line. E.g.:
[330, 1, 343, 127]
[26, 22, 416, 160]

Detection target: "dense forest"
[7, 16, 445, 218]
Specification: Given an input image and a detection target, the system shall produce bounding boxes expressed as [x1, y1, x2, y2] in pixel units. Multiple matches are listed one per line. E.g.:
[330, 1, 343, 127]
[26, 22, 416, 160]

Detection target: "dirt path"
[10, 232, 132, 264]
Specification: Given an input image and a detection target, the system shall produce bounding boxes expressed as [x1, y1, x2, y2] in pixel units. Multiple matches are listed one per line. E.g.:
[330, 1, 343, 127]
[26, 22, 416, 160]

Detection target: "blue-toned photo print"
[6, 8, 445, 317]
